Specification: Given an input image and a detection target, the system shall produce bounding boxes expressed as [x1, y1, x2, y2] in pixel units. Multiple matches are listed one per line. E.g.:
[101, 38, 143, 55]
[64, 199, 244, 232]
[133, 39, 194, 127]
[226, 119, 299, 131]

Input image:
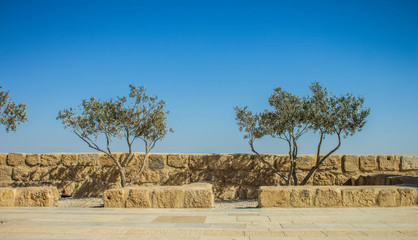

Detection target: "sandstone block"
[0, 188, 15, 207]
[103, 188, 125, 208]
[184, 183, 214, 208]
[319, 155, 342, 170]
[218, 185, 238, 201]
[25, 154, 40, 167]
[165, 169, 188, 185]
[0, 166, 12, 181]
[398, 188, 417, 206]
[167, 154, 188, 168]
[296, 155, 316, 170]
[152, 187, 185, 208]
[313, 172, 336, 185]
[138, 170, 160, 183]
[378, 155, 399, 171]
[6, 153, 26, 166]
[49, 166, 68, 180]
[401, 156, 418, 171]
[0, 153, 7, 166]
[342, 155, 359, 173]
[40, 153, 61, 166]
[231, 154, 256, 170]
[78, 153, 99, 166]
[12, 166, 30, 181]
[98, 154, 116, 167]
[59, 181, 77, 197]
[314, 187, 342, 207]
[125, 188, 152, 208]
[189, 155, 208, 170]
[14, 187, 59, 207]
[208, 154, 233, 171]
[258, 187, 290, 207]
[376, 188, 397, 207]
[61, 154, 78, 167]
[359, 155, 378, 172]
[290, 188, 314, 207]
[149, 154, 165, 169]
[30, 167, 49, 181]
[275, 155, 291, 171]
[342, 187, 376, 207]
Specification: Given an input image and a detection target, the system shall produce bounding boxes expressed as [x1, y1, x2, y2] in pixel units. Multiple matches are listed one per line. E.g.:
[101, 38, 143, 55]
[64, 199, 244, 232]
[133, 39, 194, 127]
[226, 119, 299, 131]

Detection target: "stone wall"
[0, 153, 417, 200]
[0, 186, 59, 207]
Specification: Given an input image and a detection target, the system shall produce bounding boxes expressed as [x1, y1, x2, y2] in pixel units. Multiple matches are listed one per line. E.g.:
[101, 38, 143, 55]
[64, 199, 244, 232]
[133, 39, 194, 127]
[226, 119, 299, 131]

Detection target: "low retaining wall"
[258, 185, 418, 208]
[0, 186, 59, 207]
[103, 183, 214, 208]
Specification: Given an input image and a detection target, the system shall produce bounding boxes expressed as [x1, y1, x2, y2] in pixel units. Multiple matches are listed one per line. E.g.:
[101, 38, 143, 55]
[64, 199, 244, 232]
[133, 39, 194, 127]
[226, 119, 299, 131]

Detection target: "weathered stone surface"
[49, 166, 68, 180]
[231, 154, 256, 170]
[59, 181, 77, 197]
[12, 166, 30, 181]
[319, 155, 342, 170]
[342, 187, 376, 207]
[0, 153, 8, 166]
[218, 185, 238, 201]
[290, 188, 314, 207]
[189, 155, 208, 170]
[184, 183, 214, 208]
[398, 188, 417, 206]
[275, 156, 291, 171]
[296, 155, 316, 170]
[61, 154, 78, 167]
[40, 153, 61, 166]
[208, 154, 233, 171]
[138, 170, 160, 183]
[167, 154, 188, 168]
[165, 169, 188, 185]
[313, 172, 336, 185]
[152, 187, 185, 208]
[78, 153, 99, 166]
[377, 188, 398, 207]
[103, 188, 125, 208]
[98, 154, 116, 167]
[258, 186, 290, 207]
[359, 155, 378, 172]
[6, 153, 26, 166]
[401, 156, 418, 171]
[0, 166, 12, 181]
[30, 167, 49, 181]
[0, 188, 15, 207]
[125, 188, 152, 208]
[25, 154, 40, 167]
[14, 187, 59, 207]
[314, 188, 341, 207]
[149, 155, 165, 169]
[378, 155, 399, 171]
[342, 155, 359, 173]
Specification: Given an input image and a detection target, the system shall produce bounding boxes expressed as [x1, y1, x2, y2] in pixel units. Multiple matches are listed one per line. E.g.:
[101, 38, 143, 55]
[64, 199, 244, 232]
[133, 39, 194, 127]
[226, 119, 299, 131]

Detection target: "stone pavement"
[0, 207, 417, 240]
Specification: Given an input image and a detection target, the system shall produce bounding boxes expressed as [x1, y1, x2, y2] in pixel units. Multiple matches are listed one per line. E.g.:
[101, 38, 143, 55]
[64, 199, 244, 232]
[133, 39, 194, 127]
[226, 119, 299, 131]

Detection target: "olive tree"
[0, 86, 27, 132]
[57, 84, 173, 187]
[235, 82, 369, 186]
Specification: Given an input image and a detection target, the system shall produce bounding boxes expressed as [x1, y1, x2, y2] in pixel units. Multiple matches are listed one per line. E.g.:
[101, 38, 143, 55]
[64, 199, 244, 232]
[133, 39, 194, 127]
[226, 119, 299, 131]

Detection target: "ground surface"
[0, 206, 417, 240]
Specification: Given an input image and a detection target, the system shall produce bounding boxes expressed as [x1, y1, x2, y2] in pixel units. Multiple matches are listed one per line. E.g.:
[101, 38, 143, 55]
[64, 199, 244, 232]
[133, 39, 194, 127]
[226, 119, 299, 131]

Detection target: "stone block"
[218, 185, 238, 201]
[313, 172, 336, 185]
[149, 154, 165, 169]
[61, 154, 78, 167]
[14, 187, 59, 207]
[78, 153, 99, 166]
[318, 155, 342, 170]
[125, 188, 152, 208]
[167, 154, 188, 168]
[401, 156, 418, 171]
[342, 187, 376, 207]
[59, 181, 77, 197]
[164, 169, 188, 185]
[359, 155, 378, 172]
[378, 155, 399, 171]
[6, 153, 26, 166]
[0, 166, 12, 181]
[208, 154, 233, 171]
[314, 187, 342, 207]
[152, 187, 185, 208]
[290, 188, 314, 207]
[12, 166, 30, 181]
[376, 188, 397, 207]
[40, 153, 61, 166]
[189, 155, 208, 170]
[49, 166, 68, 180]
[275, 155, 291, 171]
[296, 155, 316, 170]
[30, 167, 49, 181]
[231, 154, 256, 170]
[342, 155, 359, 173]
[0, 153, 7, 166]
[397, 188, 417, 206]
[138, 170, 160, 183]
[98, 154, 116, 167]
[103, 188, 125, 208]
[25, 154, 40, 167]
[258, 187, 290, 207]
[184, 183, 214, 208]
[0, 188, 15, 207]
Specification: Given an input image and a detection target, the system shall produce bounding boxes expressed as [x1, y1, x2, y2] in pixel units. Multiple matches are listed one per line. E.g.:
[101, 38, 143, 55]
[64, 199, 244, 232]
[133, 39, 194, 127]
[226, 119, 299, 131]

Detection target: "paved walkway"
[0, 207, 417, 240]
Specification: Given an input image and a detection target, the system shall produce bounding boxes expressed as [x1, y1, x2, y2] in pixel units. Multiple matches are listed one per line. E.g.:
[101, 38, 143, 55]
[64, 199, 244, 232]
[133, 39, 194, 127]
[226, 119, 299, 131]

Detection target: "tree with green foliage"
[235, 82, 369, 186]
[57, 84, 173, 187]
[0, 86, 27, 132]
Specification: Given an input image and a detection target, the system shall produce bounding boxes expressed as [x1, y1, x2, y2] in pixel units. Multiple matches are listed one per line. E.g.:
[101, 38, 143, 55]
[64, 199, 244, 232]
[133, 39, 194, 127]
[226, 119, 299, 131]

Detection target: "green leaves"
[0, 86, 27, 132]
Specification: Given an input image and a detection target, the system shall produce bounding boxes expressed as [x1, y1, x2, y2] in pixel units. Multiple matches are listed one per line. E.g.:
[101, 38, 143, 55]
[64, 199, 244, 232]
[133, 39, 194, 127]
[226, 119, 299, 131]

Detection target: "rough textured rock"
[149, 155, 165, 169]
[319, 155, 342, 170]
[167, 154, 188, 168]
[218, 185, 238, 201]
[59, 181, 77, 197]
[14, 187, 58, 207]
[41, 153, 61, 166]
[25, 154, 40, 167]
[0, 153, 7, 166]
[61, 154, 78, 167]
[189, 155, 208, 170]
[125, 188, 152, 208]
[12, 166, 30, 181]
[258, 187, 290, 207]
[359, 156, 378, 172]
[342, 155, 359, 173]
[6, 153, 26, 166]
[401, 156, 418, 171]
[208, 154, 233, 171]
[296, 155, 316, 170]
[0, 188, 15, 207]
[342, 187, 376, 207]
[139, 170, 160, 183]
[378, 155, 399, 171]
[0, 166, 12, 181]
[30, 167, 49, 181]
[314, 187, 342, 207]
[184, 183, 214, 208]
[313, 172, 336, 185]
[397, 188, 417, 206]
[376, 188, 398, 207]
[78, 153, 99, 166]
[290, 188, 314, 207]
[103, 188, 125, 208]
[152, 187, 185, 208]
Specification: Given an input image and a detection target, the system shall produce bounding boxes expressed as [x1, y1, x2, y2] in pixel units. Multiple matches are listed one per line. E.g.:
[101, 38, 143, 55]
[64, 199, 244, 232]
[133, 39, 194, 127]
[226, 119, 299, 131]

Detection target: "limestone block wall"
[0, 153, 417, 200]
[0, 186, 59, 207]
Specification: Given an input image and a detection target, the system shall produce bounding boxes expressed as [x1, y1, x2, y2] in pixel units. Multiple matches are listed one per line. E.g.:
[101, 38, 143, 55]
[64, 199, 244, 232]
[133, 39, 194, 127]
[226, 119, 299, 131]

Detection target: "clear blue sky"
[0, 0, 417, 154]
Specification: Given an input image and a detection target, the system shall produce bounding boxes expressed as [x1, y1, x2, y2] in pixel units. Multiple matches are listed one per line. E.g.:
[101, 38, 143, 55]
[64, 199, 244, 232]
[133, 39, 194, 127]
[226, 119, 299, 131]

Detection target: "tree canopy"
[0, 86, 27, 132]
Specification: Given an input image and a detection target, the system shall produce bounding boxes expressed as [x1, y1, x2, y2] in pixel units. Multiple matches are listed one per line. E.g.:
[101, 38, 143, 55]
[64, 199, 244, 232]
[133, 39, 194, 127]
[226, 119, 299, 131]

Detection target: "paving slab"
[0, 207, 417, 239]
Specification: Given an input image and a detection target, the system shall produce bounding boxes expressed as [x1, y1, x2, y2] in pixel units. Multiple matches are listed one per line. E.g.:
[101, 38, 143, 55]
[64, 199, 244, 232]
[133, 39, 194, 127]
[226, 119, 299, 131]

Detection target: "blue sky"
[0, 0, 417, 154]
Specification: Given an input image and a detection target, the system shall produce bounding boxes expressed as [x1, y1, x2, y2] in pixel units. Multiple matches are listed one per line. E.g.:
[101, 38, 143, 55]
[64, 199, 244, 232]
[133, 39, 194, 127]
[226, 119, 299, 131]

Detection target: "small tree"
[235, 82, 369, 186]
[0, 86, 27, 132]
[57, 84, 173, 187]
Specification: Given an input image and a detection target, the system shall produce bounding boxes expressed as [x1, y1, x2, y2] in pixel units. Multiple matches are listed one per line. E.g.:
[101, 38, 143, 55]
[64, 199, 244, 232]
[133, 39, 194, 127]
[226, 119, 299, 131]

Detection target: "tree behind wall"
[0, 86, 27, 132]
[57, 84, 173, 187]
